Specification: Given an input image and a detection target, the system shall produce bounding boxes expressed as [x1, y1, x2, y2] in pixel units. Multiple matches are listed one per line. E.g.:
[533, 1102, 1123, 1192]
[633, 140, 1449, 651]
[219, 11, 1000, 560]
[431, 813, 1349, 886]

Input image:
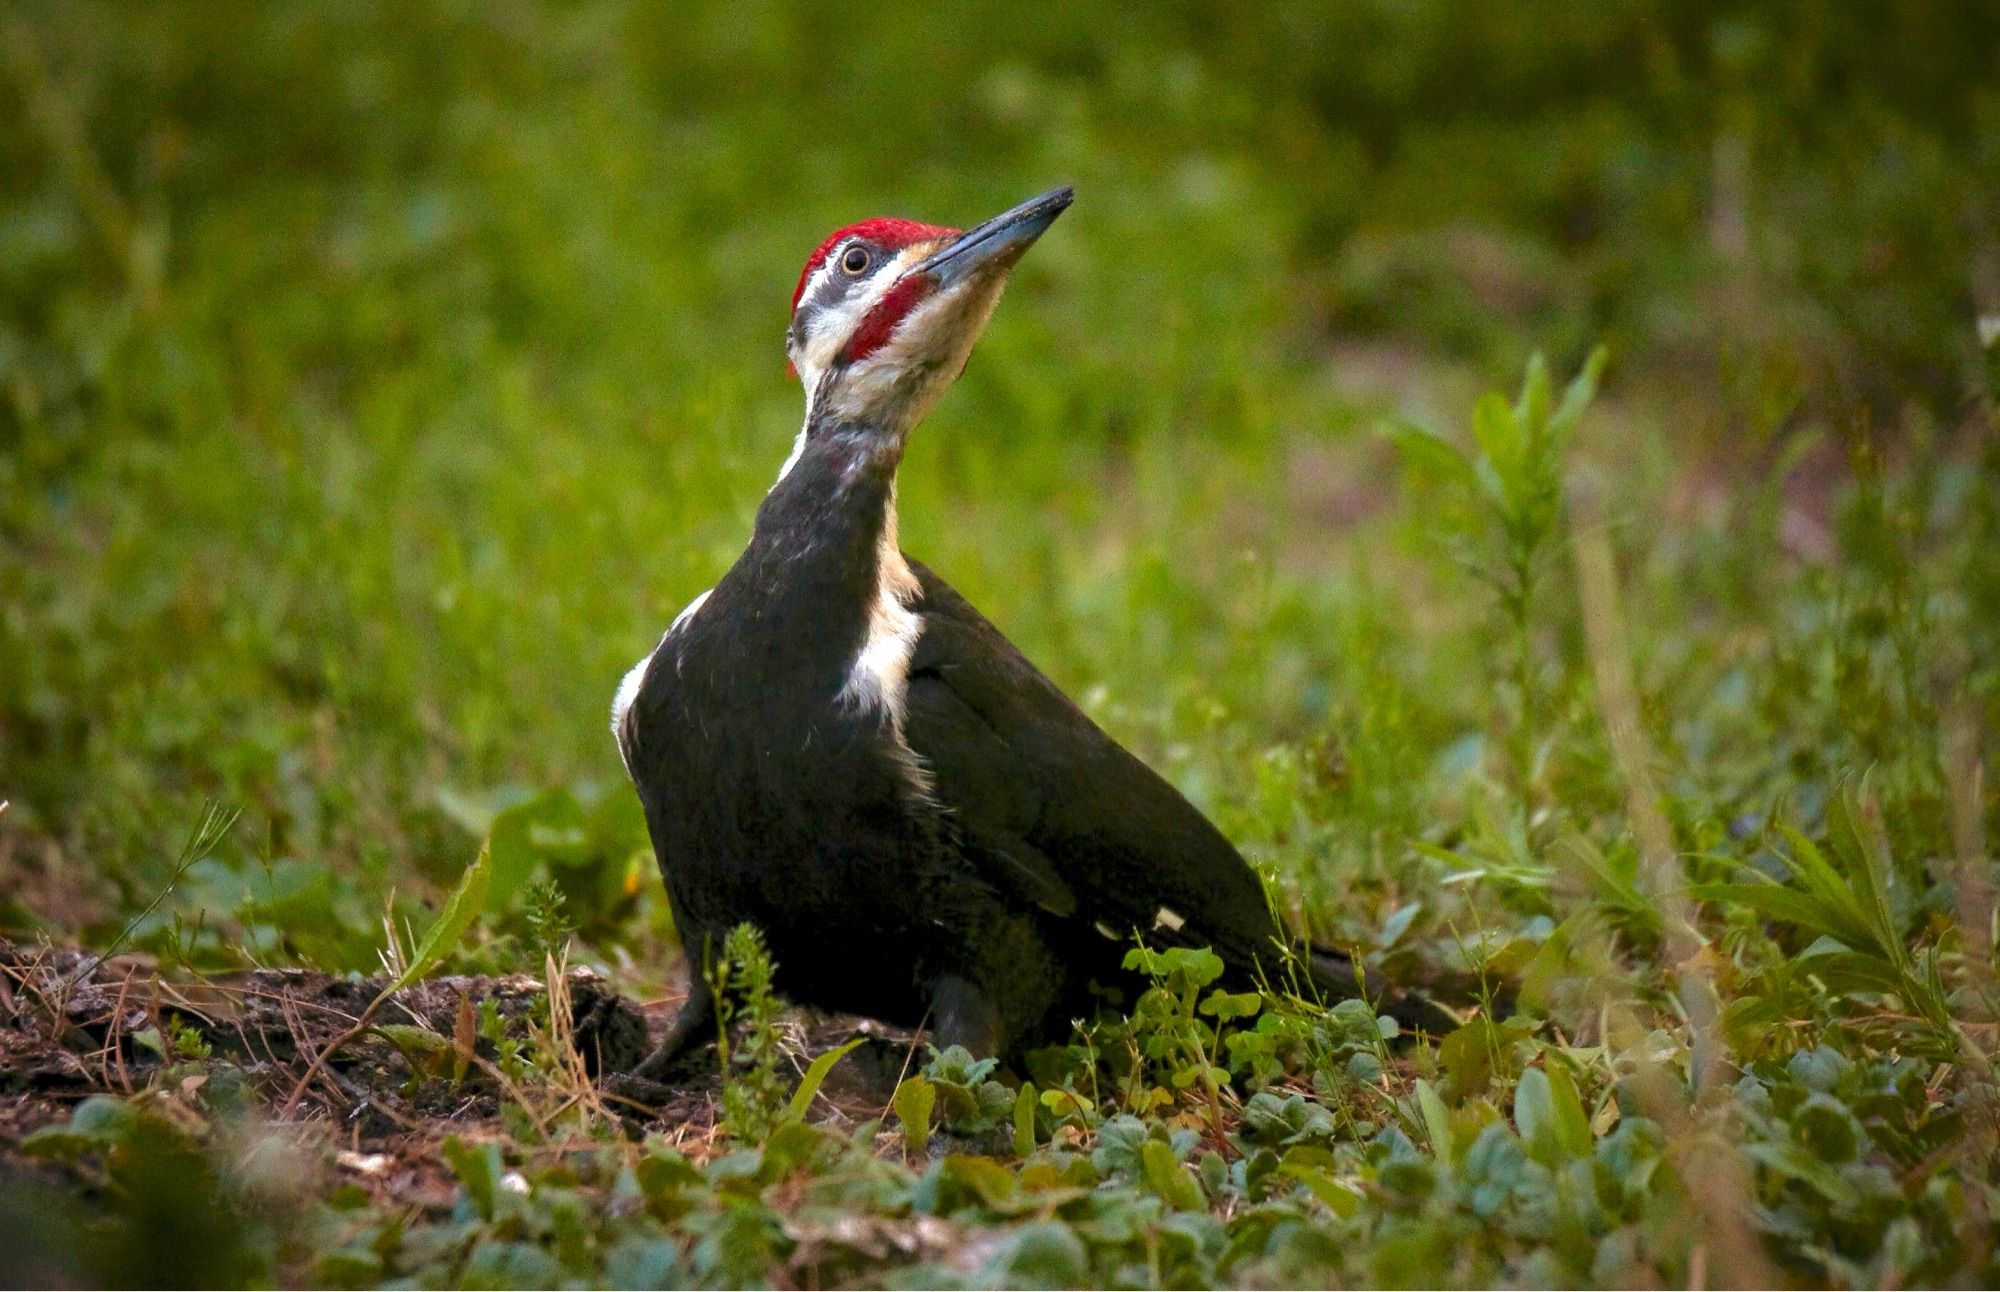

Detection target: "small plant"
[478, 997, 532, 1084]
[921, 1044, 1016, 1134]
[169, 1017, 213, 1062]
[1308, 997, 1400, 1088]
[1389, 348, 1607, 797]
[709, 923, 790, 1142]
[279, 843, 491, 1114]
[1119, 943, 1263, 1147]
[1693, 783, 1967, 1064]
[60, 802, 239, 1014]
[130, 1016, 215, 1066]
[891, 1072, 936, 1155]
[522, 876, 574, 964]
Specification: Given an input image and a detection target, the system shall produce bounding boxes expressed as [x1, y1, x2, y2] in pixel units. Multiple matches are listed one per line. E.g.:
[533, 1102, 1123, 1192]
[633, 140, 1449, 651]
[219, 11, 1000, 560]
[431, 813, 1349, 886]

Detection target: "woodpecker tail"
[1306, 942, 1461, 1037]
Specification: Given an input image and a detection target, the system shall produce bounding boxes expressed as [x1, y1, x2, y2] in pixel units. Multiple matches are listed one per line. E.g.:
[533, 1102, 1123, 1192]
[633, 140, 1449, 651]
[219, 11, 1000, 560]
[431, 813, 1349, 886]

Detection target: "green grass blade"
[785, 1037, 864, 1123]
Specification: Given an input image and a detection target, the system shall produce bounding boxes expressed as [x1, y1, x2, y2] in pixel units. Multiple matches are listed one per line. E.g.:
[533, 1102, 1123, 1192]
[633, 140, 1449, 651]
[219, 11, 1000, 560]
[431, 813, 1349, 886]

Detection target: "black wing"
[901, 560, 1282, 962]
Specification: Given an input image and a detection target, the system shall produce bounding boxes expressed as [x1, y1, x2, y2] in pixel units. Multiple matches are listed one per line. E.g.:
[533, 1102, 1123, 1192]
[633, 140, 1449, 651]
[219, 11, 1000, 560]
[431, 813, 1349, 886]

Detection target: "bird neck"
[749, 416, 908, 604]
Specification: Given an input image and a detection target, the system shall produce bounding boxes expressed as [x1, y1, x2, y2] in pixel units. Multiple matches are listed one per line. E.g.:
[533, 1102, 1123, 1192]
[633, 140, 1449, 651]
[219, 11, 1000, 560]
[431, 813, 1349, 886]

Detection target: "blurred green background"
[2, 0, 1996, 972]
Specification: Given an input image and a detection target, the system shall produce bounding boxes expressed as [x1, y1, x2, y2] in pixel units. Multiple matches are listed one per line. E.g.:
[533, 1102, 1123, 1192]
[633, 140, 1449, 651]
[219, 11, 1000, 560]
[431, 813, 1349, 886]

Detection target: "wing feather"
[903, 561, 1281, 958]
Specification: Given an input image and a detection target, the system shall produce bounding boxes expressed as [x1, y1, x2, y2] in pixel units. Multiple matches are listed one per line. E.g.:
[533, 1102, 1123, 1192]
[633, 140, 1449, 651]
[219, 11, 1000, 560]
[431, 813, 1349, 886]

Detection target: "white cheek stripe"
[784, 245, 931, 444]
[611, 587, 713, 773]
[816, 275, 1003, 430]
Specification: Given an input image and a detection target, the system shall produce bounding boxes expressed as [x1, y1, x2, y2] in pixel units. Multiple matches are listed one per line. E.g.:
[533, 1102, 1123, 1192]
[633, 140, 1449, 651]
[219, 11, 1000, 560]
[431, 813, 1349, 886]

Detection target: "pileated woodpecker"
[614, 187, 1449, 1076]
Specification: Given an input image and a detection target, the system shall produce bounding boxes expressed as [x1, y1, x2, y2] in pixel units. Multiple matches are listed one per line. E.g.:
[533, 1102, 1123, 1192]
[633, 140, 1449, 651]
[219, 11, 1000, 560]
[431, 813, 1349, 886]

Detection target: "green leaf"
[1744, 1140, 1862, 1207]
[464, 1241, 561, 1288]
[1514, 1067, 1555, 1158]
[1688, 881, 1850, 941]
[1199, 988, 1263, 1020]
[19, 1096, 141, 1158]
[1809, 951, 1912, 999]
[1551, 833, 1649, 916]
[1090, 1115, 1149, 1179]
[1181, 946, 1226, 987]
[1543, 1061, 1594, 1158]
[1197, 1149, 1228, 1200]
[373, 1022, 449, 1053]
[989, 1220, 1090, 1287]
[1384, 420, 1478, 490]
[1437, 1018, 1498, 1101]
[315, 1247, 384, 1285]
[1515, 352, 1552, 441]
[1792, 1096, 1861, 1164]
[931, 1155, 1028, 1214]
[893, 1075, 936, 1156]
[1414, 1078, 1453, 1163]
[1139, 1138, 1205, 1210]
[1472, 392, 1521, 475]
[1279, 1149, 1362, 1217]
[1549, 345, 1608, 435]
[1825, 786, 1905, 962]
[442, 1135, 503, 1220]
[761, 1120, 824, 1176]
[1772, 826, 1881, 952]
[784, 1037, 864, 1123]
[1013, 1083, 1038, 1159]
[1786, 1046, 1851, 1092]
[390, 844, 490, 995]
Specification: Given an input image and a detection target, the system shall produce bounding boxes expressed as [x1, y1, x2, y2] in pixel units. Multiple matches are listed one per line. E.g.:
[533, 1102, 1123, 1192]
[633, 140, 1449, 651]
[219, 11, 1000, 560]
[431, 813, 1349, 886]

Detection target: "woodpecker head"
[786, 186, 1072, 433]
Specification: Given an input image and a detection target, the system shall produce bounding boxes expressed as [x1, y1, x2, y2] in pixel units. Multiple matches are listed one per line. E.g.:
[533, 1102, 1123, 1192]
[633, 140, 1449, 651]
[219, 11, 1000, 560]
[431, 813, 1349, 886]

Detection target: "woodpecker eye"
[839, 245, 872, 276]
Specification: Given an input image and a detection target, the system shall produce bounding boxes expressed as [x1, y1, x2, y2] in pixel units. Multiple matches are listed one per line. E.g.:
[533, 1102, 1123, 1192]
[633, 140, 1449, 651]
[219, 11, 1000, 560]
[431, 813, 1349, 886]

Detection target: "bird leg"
[627, 972, 716, 1082]
[929, 974, 1005, 1058]
[1308, 942, 1461, 1037]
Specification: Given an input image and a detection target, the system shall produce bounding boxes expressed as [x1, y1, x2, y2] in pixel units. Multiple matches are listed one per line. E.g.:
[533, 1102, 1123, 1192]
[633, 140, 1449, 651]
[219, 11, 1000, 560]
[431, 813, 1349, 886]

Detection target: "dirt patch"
[0, 938, 923, 1192]
[0, 939, 675, 1210]
[1, 938, 642, 1096]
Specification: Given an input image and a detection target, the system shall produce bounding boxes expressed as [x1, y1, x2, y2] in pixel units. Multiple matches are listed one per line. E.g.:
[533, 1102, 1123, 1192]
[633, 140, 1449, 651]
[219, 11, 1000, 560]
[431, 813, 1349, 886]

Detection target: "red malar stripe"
[840, 274, 933, 364]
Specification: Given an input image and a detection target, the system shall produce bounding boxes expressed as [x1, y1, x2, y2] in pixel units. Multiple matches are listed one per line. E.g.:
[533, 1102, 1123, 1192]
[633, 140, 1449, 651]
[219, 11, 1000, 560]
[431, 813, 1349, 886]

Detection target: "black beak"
[914, 186, 1073, 286]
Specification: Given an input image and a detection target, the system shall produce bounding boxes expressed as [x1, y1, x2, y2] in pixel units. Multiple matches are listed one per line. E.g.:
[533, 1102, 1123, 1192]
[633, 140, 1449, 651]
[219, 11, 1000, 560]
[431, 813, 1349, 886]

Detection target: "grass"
[3, 1, 1999, 1286]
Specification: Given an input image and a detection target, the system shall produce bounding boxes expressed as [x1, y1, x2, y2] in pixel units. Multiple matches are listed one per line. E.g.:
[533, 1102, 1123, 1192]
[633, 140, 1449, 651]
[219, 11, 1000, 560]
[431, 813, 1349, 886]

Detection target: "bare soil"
[0, 938, 926, 1214]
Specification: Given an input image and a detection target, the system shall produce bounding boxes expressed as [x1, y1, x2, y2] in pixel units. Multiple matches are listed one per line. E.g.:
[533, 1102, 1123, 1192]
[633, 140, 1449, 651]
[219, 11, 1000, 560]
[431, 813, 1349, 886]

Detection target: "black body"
[620, 422, 1445, 1071]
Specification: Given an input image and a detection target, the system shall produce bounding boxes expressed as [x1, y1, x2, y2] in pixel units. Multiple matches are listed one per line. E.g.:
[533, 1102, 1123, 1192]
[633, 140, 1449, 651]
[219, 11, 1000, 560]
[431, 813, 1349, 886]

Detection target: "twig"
[877, 1011, 932, 1127]
[214, 981, 366, 1025]
[107, 971, 135, 1093]
[279, 990, 400, 1117]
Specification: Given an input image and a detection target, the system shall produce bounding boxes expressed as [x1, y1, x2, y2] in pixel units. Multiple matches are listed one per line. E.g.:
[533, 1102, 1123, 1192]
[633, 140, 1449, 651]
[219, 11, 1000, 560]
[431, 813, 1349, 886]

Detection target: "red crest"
[791, 217, 957, 312]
